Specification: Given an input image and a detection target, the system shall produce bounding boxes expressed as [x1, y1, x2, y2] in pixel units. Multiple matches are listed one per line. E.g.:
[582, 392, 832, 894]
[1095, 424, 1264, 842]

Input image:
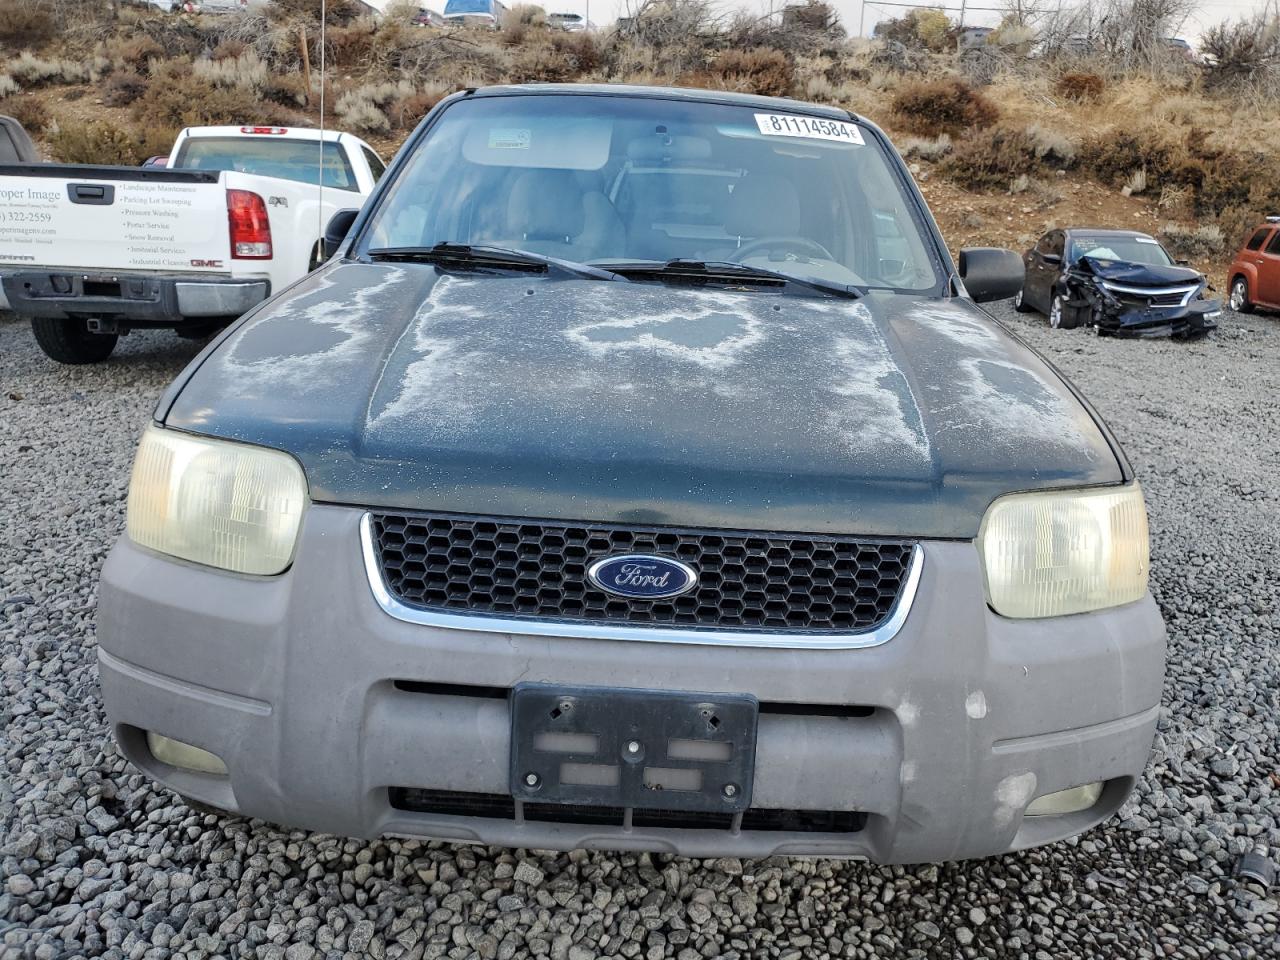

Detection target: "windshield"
[362, 94, 943, 293]
[173, 137, 360, 191]
[1071, 235, 1173, 267]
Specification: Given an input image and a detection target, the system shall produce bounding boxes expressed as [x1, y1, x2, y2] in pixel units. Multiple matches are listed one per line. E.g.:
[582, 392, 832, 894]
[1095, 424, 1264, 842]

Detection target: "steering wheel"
[731, 236, 834, 262]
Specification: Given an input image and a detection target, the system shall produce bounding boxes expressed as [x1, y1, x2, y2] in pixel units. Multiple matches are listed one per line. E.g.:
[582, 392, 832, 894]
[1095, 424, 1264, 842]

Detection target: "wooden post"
[299, 26, 312, 106]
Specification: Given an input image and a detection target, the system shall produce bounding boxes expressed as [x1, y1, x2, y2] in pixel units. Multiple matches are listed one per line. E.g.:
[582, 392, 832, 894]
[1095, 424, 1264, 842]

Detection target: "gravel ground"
[1, 304, 1277, 960]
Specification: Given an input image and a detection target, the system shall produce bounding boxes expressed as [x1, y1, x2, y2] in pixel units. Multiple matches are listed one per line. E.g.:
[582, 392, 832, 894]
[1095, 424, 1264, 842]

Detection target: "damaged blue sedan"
[98, 84, 1164, 863]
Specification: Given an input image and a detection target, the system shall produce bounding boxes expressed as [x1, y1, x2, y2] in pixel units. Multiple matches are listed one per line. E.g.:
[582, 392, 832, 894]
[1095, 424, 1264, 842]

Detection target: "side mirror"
[1176, 258, 1191, 266]
[322, 208, 360, 260]
[959, 247, 1025, 303]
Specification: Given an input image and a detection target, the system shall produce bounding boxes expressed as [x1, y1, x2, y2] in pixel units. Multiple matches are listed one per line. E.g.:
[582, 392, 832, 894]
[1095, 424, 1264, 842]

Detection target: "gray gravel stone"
[1, 304, 1278, 959]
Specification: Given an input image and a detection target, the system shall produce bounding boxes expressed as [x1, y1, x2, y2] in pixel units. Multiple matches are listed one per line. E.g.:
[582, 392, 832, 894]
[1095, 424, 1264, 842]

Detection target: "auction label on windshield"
[754, 113, 864, 145]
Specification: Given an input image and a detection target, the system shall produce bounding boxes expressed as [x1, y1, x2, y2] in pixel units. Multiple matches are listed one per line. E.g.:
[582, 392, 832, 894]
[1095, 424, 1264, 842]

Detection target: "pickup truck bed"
[1, 122, 385, 363]
[0, 164, 274, 326]
[1, 165, 272, 327]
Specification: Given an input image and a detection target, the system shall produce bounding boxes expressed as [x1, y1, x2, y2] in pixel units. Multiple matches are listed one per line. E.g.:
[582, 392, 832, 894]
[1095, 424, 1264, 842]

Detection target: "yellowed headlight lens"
[979, 483, 1149, 618]
[126, 426, 307, 575]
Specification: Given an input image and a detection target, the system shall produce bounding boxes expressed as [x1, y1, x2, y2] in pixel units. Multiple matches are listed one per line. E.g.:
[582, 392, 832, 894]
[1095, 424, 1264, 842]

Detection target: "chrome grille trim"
[358, 513, 924, 650]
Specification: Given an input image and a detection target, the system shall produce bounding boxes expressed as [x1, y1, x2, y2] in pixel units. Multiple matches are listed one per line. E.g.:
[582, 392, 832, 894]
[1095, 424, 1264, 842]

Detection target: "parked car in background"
[548, 11, 592, 31]
[96, 84, 1163, 865]
[412, 7, 446, 26]
[0, 116, 39, 164]
[442, 0, 507, 27]
[1227, 218, 1280, 314]
[187, 0, 250, 12]
[0, 125, 385, 363]
[1015, 227, 1220, 337]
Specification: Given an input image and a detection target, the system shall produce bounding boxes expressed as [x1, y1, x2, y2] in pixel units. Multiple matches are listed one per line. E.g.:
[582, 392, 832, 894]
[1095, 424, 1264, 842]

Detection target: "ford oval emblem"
[587, 554, 699, 600]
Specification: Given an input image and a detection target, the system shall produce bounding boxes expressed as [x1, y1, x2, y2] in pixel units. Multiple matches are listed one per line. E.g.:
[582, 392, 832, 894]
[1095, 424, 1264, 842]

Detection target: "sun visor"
[463, 118, 612, 170]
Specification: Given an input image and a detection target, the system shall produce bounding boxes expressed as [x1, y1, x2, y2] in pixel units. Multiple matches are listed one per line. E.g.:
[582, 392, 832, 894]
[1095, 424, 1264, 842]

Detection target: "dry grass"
[0, 95, 50, 133]
[1159, 222, 1227, 260]
[901, 133, 953, 162]
[940, 126, 1042, 191]
[48, 121, 174, 166]
[7, 52, 94, 87]
[1055, 72, 1105, 102]
[683, 48, 795, 98]
[132, 62, 297, 129]
[0, 0, 56, 50]
[102, 71, 147, 108]
[891, 77, 999, 136]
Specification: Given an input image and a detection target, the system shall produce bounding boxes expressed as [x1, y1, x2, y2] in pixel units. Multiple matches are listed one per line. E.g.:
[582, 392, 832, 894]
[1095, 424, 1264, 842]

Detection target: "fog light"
[146, 732, 228, 776]
[1025, 781, 1103, 816]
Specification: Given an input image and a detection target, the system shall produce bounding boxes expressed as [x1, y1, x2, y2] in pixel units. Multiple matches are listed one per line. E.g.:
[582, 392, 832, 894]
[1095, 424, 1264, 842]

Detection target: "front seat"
[505, 170, 623, 261]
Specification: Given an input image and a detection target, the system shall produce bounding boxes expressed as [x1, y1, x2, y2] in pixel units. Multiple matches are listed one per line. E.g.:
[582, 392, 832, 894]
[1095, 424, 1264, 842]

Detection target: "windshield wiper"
[368, 243, 623, 281]
[599, 259, 865, 299]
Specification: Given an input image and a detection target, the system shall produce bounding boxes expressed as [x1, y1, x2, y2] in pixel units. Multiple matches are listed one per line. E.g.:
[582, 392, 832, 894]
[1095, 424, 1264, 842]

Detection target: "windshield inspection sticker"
[488, 128, 531, 150]
[754, 113, 864, 145]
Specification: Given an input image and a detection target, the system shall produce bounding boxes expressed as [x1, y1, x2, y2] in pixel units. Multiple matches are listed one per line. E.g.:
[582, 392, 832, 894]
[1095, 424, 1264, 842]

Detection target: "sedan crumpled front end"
[1067, 256, 1222, 338]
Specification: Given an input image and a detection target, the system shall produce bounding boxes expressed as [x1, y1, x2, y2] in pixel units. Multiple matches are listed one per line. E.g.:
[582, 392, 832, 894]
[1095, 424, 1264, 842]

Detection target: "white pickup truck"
[0, 125, 385, 363]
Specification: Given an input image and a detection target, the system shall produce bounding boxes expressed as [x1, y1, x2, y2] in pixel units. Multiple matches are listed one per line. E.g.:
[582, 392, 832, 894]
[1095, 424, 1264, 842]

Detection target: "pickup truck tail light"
[227, 189, 272, 259]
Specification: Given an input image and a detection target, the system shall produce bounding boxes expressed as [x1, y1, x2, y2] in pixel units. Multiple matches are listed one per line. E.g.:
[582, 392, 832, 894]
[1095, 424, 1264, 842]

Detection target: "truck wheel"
[1229, 277, 1254, 314]
[30, 318, 119, 364]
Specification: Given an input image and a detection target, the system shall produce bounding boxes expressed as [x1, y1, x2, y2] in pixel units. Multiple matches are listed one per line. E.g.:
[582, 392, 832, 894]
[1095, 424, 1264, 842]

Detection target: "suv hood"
[1076, 256, 1203, 285]
[164, 263, 1122, 538]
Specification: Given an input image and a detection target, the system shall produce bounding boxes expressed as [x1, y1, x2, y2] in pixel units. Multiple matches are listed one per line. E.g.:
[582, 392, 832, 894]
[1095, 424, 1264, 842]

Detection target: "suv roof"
[466, 83, 858, 122]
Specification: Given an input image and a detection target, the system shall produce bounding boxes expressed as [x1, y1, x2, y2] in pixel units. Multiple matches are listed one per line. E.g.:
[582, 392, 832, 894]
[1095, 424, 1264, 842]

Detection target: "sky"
[460, 0, 1276, 42]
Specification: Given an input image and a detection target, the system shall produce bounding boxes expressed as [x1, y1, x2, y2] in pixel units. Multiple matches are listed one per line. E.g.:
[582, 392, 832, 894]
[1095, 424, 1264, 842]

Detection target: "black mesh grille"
[370, 512, 914, 633]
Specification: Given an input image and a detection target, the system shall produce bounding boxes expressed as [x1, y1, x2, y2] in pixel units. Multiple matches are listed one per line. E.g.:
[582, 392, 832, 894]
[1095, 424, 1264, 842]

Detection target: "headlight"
[126, 426, 308, 575]
[978, 483, 1149, 618]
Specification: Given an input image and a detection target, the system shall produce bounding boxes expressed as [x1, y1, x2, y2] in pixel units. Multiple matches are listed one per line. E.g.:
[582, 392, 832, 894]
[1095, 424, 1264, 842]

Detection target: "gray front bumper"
[2, 271, 268, 324]
[97, 505, 1165, 863]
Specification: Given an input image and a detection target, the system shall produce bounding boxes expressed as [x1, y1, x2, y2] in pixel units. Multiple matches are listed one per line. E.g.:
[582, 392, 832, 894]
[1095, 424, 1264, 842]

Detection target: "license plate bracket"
[510, 684, 758, 813]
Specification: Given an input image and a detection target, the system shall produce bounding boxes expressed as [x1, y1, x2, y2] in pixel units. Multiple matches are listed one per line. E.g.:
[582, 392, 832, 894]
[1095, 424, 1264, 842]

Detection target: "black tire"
[1013, 287, 1034, 313]
[30, 318, 118, 364]
[1048, 293, 1076, 330]
[308, 241, 324, 272]
[1229, 276, 1254, 314]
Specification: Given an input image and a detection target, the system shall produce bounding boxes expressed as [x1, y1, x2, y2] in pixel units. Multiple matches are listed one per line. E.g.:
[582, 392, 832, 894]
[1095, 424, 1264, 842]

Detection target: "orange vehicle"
[1228, 218, 1280, 313]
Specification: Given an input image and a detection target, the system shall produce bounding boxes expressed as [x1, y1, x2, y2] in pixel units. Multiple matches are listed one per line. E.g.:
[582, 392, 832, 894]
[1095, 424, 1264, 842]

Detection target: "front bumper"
[1, 271, 268, 326]
[97, 505, 1165, 863]
[1095, 296, 1222, 338]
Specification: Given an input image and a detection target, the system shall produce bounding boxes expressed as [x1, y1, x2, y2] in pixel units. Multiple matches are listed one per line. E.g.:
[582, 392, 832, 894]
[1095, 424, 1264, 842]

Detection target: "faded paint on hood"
[165, 262, 1122, 537]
